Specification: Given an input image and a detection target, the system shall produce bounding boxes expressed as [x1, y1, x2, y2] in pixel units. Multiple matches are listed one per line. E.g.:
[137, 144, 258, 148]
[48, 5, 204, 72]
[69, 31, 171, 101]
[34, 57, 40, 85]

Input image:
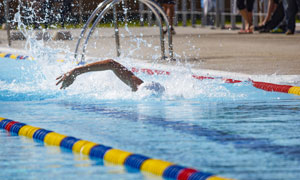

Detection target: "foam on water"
[1, 9, 298, 103]
[0, 52, 296, 103]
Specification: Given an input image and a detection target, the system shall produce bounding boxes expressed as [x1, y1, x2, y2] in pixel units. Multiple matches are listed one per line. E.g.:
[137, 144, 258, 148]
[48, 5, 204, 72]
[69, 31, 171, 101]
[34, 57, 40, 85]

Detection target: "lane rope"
[132, 67, 300, 96]
[0, 117, 233, 180]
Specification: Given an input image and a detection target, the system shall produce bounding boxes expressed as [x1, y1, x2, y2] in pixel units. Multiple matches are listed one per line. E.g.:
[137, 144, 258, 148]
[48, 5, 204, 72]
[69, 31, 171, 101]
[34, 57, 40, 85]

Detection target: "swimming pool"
[1, 54, 300, 180]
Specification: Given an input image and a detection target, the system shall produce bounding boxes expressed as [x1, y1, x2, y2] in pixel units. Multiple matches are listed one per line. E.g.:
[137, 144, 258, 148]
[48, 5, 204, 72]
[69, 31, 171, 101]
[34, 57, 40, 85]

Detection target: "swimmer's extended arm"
[56, 59, 144, 91]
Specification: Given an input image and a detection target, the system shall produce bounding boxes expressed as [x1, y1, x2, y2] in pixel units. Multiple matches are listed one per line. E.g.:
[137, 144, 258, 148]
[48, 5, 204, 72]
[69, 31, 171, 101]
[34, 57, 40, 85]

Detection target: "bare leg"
[239, 9, 250, 30]
[239, 9, 253, 30]
[56, 59, 144, 91]
[247, 11, 253, 30]
[163, 4, 175, 28]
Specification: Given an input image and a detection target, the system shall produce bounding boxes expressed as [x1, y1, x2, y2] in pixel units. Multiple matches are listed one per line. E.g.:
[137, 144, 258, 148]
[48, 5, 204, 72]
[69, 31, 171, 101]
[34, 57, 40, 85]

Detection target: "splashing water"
[1, 4, 298, 103]
[1, 51, 296, 103]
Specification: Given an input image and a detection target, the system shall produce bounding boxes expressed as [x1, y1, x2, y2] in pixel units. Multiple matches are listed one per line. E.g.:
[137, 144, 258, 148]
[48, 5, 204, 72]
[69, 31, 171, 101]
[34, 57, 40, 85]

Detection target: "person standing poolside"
[285, 0, 300, 35]
[255, 0, 278, 29]
[236, 0, 255, 33]
[158, 0, 176, 34]
[56, 59, 165, 93]
[255, 0, 286, 33]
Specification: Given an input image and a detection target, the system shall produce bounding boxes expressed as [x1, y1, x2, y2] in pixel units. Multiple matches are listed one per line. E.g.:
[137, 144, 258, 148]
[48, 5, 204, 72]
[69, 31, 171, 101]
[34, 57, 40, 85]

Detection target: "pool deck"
[0, 25, 299, 75]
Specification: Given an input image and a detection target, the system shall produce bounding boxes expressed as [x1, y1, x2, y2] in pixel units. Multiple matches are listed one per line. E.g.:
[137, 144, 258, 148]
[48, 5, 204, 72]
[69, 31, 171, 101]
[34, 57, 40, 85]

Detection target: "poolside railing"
[2, 0, 300, 47]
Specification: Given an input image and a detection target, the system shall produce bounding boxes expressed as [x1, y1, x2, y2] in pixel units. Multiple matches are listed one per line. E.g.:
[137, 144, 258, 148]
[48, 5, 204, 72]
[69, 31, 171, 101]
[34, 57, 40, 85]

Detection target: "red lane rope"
[251, 81, 293, 93]
[1, 53, 298, 96]
[131, 67, 299, 95]
[132, 67, 242, 84]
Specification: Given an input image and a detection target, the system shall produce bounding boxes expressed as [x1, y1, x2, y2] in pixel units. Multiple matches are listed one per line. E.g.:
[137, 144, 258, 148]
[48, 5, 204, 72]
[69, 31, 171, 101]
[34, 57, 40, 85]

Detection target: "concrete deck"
[0, 26, 299, 75]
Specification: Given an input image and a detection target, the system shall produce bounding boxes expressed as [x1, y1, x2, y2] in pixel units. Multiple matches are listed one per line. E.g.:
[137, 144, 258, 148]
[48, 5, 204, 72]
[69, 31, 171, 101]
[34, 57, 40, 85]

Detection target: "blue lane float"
[0, 117, 233, 180]
[0, 52, 32, 60]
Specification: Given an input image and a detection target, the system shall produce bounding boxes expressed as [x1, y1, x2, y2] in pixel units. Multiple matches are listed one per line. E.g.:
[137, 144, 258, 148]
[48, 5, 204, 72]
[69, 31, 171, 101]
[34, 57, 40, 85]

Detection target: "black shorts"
[274, 0, 280, 4]
[158, 0, 175, 5]
[236, 0, 255, 11]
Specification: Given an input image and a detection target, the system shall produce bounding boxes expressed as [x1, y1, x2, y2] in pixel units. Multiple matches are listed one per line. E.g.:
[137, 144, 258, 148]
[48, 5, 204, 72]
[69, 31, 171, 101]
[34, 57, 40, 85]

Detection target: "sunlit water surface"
[1, 55, 300, 180]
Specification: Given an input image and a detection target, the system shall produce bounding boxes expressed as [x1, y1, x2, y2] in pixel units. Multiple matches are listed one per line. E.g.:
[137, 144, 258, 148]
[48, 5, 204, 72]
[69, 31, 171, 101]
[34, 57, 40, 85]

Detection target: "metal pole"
[143, 2, 165, 59]
[147, 7, 152, 26]
[80, 0, 172, 61]
[79, 0, 83, 24]
[174, 0, 178, 26]
[220, 0, 225, 29]
[144, 0, 173, 60]
[191, 0, 196, 27]
[77, 0, 173, 61]
[75, 0, 115, 60]
[215, 0, 220, 27]
[230, 0, 237, 29]
[139, 2, 144, 26]
[81, 0, 121, 61]
[201, 2, 207, 26]
[4, 0, 11, 47]
[182, 0, 187, 26]
[113, 6, 121, 57]
[253, 0, 258, 27]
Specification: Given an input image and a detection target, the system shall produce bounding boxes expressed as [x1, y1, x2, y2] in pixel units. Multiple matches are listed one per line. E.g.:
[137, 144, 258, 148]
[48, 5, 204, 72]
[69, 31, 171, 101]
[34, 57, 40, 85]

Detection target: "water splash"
[1, 3, 297, 102]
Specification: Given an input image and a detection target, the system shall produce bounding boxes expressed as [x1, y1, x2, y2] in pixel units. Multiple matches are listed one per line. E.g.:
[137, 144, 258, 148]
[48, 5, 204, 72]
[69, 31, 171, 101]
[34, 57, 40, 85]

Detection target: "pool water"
[1, 56, 300, 180]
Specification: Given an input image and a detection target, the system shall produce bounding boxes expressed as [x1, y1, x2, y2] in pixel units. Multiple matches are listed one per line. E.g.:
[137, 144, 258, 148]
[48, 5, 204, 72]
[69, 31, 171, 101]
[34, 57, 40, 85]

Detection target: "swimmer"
[56, 59, 165, 93]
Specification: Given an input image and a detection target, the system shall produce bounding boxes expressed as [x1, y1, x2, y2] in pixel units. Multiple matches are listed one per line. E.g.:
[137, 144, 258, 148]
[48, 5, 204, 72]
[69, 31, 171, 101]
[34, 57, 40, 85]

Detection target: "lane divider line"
[0, 52, 32, 60]
[0, 52, 63, 62]
[1, 52, 299, 96]
[0, 117, 233, 180]
[132, 67, 300, 96]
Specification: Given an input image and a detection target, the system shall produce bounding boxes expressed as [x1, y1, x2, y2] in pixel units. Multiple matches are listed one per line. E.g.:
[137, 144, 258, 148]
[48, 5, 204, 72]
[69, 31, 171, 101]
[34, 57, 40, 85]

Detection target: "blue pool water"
[1, 56, 300, 180]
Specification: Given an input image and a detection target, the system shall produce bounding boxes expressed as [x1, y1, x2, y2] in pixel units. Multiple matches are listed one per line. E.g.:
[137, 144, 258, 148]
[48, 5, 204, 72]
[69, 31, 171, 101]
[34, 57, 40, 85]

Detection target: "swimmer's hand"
[56, 69, 78, 89]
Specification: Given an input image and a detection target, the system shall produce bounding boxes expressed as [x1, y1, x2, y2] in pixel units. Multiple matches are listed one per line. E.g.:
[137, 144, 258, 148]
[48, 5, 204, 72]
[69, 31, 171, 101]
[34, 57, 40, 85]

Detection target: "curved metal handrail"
[74, 0, 114, 59]
[144, 1, 165, 59]
[112, 1, 166, 59]
[75, 0, 173, 63]
[80, 0, 167, 62]
[144, 0, 173, 59]
[80, 0, 120, 61]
